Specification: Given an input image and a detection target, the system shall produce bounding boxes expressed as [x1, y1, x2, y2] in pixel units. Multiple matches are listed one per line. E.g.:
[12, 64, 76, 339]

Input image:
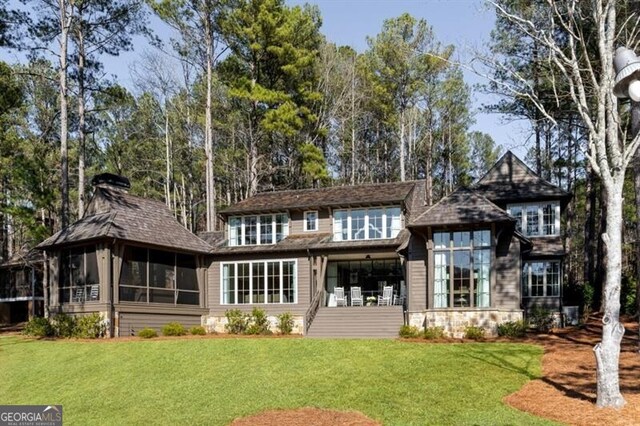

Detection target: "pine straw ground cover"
[505, 315, 640, 426]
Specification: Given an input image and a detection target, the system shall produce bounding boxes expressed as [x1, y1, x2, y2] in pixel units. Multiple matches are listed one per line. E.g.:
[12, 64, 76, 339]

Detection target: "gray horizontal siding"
[493, 237, 521, 310]
[208, 254, 311, 316]
[117, 313, 202, 337]
[407, 235, 427, 311]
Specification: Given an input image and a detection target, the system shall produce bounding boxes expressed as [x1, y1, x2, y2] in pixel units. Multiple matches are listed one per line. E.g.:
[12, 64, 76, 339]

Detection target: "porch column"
[426, 227, 434, 310]
[48, 252, 59, 310]
[196, 255, 208, 308]
[111, 244, 125, 304]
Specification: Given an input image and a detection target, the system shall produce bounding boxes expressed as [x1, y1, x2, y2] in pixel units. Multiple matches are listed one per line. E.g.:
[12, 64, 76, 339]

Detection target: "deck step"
[306, 306, 404, 338]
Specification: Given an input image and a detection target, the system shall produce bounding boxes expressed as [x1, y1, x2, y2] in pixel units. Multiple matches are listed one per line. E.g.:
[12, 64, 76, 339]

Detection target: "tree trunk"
[630, 100, 640, 352]
[204, 33, 216, 231]
[425, 132, 433, 206]
[77, 23, 86, 218]
[399, 109, 406, 182]
[165, 110, 171, 208]
[58, 0, 71, 229]
[593, 179, 626, 409]
[350, 59, 356, 186]
[585, 166, 597, 309]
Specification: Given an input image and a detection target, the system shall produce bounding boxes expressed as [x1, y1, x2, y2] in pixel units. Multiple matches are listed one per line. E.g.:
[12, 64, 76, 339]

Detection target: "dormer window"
[304, 211, 318, 232]
[228, 214, 289, 246]
[332, 207, 402, 241]
[507, 202, 560, 237]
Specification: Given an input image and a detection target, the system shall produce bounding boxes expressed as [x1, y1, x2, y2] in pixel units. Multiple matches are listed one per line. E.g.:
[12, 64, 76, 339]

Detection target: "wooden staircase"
[305, 306, 404, 338]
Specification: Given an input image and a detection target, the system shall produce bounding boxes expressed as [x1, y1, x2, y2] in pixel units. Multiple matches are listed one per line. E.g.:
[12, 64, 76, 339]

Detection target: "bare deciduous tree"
[484, 0, 640, 408]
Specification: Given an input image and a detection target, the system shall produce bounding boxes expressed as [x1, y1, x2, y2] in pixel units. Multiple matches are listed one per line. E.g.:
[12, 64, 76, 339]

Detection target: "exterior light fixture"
[613, 46, 640, 101]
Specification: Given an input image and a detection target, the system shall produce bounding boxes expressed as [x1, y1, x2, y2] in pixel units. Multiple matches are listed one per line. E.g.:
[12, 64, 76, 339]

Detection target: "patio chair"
[89, 284, 99, 301]
[378, 286, 393, 306]
[335, 287, 348, 307]
[73, 286, 85, 303]
[350, 287, 363, 306]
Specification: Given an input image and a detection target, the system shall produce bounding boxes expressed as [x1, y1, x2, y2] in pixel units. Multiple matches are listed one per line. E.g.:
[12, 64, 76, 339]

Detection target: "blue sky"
[1, 0, 532, 156]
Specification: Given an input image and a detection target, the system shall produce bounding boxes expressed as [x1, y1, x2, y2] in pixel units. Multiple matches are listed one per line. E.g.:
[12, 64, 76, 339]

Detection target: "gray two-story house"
[38, 151, 569, 337]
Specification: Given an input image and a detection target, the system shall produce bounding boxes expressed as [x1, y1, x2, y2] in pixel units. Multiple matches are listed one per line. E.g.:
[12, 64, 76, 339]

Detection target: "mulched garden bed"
[230, 408, 380, 426]
[505, 315, 640, 426]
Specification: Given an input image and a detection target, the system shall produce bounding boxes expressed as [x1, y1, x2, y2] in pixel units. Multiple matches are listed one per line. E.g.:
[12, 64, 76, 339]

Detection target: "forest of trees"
[0, 0, 638, 322]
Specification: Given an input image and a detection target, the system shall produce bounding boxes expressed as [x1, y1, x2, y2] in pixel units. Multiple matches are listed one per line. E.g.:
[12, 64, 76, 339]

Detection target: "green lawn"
[0, 336, 554, 425]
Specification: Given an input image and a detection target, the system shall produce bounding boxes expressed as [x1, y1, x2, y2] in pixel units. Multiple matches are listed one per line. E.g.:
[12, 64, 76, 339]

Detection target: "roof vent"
[91, 173, 131, 192]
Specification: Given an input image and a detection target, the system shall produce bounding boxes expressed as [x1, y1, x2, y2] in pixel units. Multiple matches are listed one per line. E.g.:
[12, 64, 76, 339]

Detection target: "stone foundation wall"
[203, 314, 304, 335]
[409, 309, 524, 338]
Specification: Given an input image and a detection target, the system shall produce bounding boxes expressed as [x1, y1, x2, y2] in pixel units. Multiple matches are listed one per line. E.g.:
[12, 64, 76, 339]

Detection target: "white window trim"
[507, 201, 560, 237]
[228, 214, 289, 246]
[332, 206, 402, 242]
[303, 211, 318, 232]
[522, 260, 561, 298]
[220, 259, 298, 305]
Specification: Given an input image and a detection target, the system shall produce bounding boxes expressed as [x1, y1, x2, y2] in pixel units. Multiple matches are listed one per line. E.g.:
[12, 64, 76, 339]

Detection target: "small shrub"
[225, 309, 248, 334]
[52, 313, 76, 338]
[138, 328, 158, 338]
[276, 312, 294, 335]
[23, 317, 54, 337]
[528, 306, 554, 332]
[189, 326, 206, 335]
[74, 313, 105, 339]
[162, 322, 186, 336]
[464, 325, 485, 340]
[399, 325, 420, 338]
[246, 307, 271, 335]
[424, 326, 445, 339]
[497, 320, 527, 338]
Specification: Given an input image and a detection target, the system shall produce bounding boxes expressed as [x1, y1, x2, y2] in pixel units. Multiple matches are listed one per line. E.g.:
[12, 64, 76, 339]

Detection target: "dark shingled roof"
[37, 188, 211, 254]
[474, 151, 570, 202]
[220, 181, 418, 215]
[210, 230, 410, 255]
[409, 188, 514, 227]
[211, 234, 329, 255]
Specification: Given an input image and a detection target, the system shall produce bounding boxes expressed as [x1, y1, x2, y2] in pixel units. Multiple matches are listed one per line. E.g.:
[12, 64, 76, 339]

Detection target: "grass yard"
[0, 336, 555, 425]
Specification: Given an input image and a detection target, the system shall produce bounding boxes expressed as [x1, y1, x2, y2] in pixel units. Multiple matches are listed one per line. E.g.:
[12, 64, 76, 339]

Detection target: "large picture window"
[522, 261, 560, 297]
[59, 246, 100, 303]
[507, 202, 560, 236]
[332, 207, 402, 241]
[119, 246, 199, 305]
[228, 214, 289, 246]
[433, 230, 491, 309]
[221, 260, 297, 304]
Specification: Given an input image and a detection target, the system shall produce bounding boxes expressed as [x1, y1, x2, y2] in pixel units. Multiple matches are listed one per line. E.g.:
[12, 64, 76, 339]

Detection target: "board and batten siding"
[289, 209, 332, 235]
[406, 234, 427, 312]
[493, 236, 521, 310]
[207, 254, 311, 316]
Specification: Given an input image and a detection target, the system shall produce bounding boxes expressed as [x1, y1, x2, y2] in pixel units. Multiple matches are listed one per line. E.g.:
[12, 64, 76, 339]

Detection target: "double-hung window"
[332, 207, 401, 241]
[228, 214, 289, 246]
[507, 202, 560, 236]
[304, 211, 318, 232]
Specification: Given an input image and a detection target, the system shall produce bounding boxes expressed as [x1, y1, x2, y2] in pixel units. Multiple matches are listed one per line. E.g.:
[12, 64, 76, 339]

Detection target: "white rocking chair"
[350, 287, 363, 306]
[378, 286, 393, 306]
[335, 287, 348, 307]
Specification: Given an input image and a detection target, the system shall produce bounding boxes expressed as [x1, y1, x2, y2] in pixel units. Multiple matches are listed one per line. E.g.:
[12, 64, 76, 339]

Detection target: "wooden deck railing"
[304, 287, 324, 334]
